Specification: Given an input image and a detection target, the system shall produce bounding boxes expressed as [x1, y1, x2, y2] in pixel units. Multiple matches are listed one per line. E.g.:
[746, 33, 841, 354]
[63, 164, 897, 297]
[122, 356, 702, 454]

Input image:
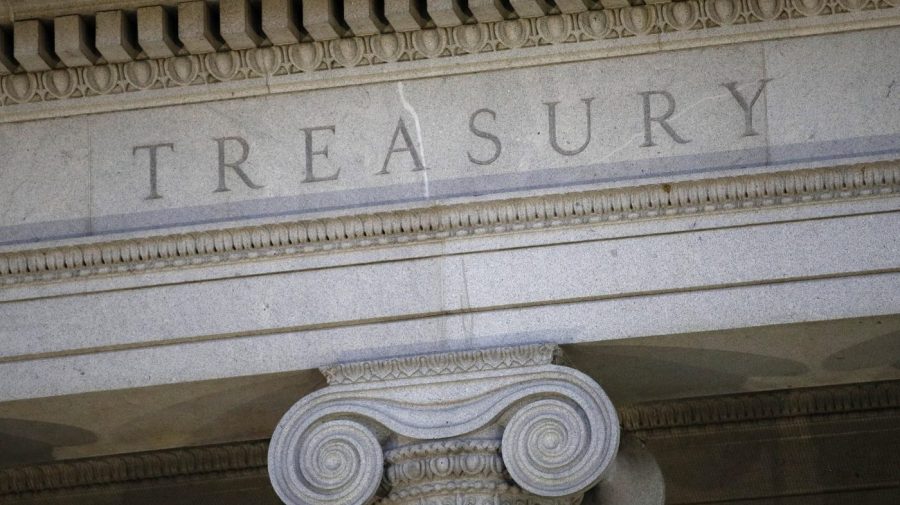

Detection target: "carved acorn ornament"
[330, 38, 366, 67]
[84, 64, 120, 94]
[537, 15, 575, 44]
[206, 52, 242, 81]
[2, 73, 38, 103]
[165, 56, 200, 86]
[664, 1, 701, 30]
[290, 43, 325, 72]
[578, 11, 613, 39]
[124, 60, 158, 90]
[412, 29, 449, 58]
[372, 33, 407, 62]
[42, 69, 78, 99]
[454, 24, 490, 54]
[496, 19, 531, 48]
[705, 0, 741, 25]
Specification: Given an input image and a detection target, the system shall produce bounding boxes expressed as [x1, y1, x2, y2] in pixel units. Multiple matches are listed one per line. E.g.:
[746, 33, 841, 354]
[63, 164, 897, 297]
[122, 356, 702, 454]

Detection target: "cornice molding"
[0, 381, 896, 499]
[1, 162, 898, 288]
[0, 0, 898, 123]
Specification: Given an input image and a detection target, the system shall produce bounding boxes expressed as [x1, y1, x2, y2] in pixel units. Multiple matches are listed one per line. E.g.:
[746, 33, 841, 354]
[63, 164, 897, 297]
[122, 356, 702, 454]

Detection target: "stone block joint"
[268, 344, 621, 505]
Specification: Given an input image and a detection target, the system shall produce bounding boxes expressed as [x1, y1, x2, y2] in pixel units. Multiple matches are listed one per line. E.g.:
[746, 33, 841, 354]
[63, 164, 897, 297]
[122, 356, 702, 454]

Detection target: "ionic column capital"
[268, 344, 621, 505]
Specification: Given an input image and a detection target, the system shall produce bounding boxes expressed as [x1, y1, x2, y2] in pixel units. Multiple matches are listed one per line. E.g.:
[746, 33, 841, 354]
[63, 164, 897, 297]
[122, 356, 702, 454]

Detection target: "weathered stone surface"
[178, 1, 223, 54]
[345, 0, 388, 35]
[137, 5, 181, 58]
[262, 0, 304, 44]
[427, 0, 470, 26]
[1, 28, 898, 245]
[468, 0, 513, 22]
[13, 20, 58, 71]
[54, 15, 100, 67]
[268, 344, 620, 505]
[95, 10, 140, 63]
[1, 0, 898, 122]
[384, 0, 428, 31]
[220, 0, 266, 49]
[303, 0, 346, 39]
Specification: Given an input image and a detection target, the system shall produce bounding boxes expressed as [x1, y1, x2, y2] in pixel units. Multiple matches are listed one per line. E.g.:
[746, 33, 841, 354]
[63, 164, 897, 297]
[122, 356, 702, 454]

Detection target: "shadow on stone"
[0, 418, 98, 467]
[823, 329, 900, 371]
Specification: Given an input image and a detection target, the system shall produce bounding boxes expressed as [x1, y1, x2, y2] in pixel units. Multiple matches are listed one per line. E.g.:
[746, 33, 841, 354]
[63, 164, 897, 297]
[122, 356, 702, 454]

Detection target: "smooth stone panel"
[1, 271, 897, 401]
[0, 119, 91, 244]
[764, 28, 900, 158]
[1, 210, 897, 360]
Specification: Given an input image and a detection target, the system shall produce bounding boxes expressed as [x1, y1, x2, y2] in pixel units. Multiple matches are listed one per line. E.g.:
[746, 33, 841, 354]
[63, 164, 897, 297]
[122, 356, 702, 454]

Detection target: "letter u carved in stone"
[267, 344, 627, 505]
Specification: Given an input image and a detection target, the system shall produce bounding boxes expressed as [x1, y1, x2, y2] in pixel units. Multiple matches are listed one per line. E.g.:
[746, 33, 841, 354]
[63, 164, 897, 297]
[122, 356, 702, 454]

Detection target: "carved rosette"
[268, 344, 620, 505]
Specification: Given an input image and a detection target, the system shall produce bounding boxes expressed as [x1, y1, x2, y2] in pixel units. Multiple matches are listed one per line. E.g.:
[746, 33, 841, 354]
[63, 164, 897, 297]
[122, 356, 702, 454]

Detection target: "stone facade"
[0, 0, 898, 503]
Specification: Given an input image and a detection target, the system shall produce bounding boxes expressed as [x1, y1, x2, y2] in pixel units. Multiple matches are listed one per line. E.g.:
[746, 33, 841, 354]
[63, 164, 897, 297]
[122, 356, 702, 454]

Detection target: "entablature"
[0, 0, 898, 122]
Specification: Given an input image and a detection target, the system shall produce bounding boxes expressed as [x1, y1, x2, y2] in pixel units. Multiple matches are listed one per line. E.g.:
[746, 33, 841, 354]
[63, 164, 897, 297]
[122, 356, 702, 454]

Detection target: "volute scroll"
[268, 344, 622, 505]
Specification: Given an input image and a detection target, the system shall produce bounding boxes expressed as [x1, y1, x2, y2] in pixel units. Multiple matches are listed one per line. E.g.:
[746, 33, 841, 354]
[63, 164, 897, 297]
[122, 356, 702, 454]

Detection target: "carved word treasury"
[131, 80, 768, 200]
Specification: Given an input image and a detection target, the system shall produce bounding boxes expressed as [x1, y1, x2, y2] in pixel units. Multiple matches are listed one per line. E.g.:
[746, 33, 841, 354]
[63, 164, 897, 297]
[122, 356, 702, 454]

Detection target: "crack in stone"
[397, 81, 429, 199]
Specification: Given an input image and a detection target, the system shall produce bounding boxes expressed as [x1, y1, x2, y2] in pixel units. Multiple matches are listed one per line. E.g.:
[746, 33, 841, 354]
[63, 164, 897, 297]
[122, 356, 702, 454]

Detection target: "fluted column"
[268, 344, 622, 505]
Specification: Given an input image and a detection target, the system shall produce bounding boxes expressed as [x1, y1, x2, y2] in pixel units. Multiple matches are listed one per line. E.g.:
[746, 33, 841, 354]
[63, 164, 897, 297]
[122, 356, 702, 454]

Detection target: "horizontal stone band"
[1, 162, 897, 288]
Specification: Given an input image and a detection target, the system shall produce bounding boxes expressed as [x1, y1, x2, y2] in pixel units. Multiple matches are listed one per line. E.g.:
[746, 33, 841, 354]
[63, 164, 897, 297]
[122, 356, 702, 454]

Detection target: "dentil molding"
[0, 0, 898, 122]
[1, 162, 897, 288]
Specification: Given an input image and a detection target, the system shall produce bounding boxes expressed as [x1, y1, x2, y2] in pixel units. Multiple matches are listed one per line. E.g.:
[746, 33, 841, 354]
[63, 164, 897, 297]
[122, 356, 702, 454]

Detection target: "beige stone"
[427, 0, 469, 27]
[220, 0, 265, 49]
[95, 10, 140, 63]
[178, 1, 223, 54]
[344, 0, 387, 36]
[468, 0, 512, 22]
[303, 0, 347, 39]
[555, 0, 592, 12]
[137, 5, 181, 58]
[13, 20, 57, 71]
[384, 0, 427, 31]
[509, 0, 554, 17]
[54, 15, 100, 67]
[262, 0, 304, 44]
